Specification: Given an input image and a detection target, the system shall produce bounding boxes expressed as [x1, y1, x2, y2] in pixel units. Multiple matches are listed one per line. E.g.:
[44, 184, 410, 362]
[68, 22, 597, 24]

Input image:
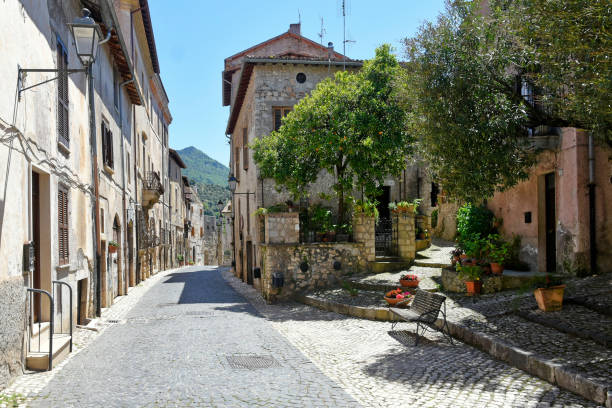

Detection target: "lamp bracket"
[18, 67, 87, 99]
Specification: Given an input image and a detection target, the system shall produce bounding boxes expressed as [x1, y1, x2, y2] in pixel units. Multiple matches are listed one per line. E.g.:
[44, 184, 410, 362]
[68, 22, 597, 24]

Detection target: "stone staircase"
[26, 322, 72, 371]
[368, 256, 412, 274]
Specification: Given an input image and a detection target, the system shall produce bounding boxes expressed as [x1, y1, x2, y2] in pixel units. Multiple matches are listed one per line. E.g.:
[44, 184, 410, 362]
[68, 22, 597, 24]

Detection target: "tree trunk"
[337, 165, 345, 225]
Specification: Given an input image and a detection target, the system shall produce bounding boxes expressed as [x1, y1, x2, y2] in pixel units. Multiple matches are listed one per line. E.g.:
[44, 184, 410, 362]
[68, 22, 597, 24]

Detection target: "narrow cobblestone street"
[2, 266, 599, 407]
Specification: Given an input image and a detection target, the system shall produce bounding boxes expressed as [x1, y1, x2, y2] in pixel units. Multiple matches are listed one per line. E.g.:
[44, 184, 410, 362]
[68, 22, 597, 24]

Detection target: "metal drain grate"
[157, 303, 177, 308]
[225, 355, 280, 370]
[105, 319, 124, 324]
[186, 311, 215, 317]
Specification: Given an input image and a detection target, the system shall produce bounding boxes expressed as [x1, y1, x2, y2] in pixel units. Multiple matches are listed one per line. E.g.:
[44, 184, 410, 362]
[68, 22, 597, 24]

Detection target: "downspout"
[588, 132, 596, 273]
[119, 78, 134, 295]
[133, 102, 140, 283]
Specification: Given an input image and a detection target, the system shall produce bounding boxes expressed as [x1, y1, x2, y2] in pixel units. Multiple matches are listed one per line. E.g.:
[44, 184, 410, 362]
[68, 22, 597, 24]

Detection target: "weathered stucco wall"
[488, 128, 611, 274]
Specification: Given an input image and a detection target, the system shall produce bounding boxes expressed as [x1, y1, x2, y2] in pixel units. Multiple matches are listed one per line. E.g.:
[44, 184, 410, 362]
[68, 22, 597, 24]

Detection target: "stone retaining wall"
[260, 242, 367, 302]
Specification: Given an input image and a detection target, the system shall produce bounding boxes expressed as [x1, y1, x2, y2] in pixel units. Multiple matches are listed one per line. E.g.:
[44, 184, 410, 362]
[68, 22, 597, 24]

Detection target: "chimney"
[327, 42, 334, 59]
[289, 23, 301, 36]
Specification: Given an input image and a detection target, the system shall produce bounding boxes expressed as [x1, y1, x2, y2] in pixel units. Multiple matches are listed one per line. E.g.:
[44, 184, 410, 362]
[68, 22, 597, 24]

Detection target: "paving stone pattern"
[8, 266, 357, 408]
[224, 269, 598, 408]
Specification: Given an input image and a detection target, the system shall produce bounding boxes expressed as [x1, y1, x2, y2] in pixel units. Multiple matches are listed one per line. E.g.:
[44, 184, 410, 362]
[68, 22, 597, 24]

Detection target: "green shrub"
[456, 203, 493, 243]
[456, 264, 482, 281]
[431, 208, 438, 228]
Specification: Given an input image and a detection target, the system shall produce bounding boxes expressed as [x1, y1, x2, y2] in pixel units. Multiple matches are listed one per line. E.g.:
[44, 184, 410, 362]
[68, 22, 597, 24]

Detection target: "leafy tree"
[253, 45, 412, 223]
[402, 1, 535, 203]
[402, 0, 611, 203]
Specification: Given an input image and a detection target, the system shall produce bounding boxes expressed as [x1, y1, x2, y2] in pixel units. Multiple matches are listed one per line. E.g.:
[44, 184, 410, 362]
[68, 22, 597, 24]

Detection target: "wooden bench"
[389, 289, 454, 345]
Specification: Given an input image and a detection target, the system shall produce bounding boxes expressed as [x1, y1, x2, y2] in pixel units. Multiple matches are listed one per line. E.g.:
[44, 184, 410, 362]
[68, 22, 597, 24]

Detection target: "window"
[273, 107, 292, 131]
[296, 72, 306, 83]
[57, 39, 69, 148]
[191, 227, 195, 237]
[127, 154, 131, 184]
[100, 208, 104, 233]
[101, 121, 114, 169]
[58, 185, 69, 265]
[242, 127, 248, 171]
[200, 227, 203, 237]
[234, 146, 240, 180]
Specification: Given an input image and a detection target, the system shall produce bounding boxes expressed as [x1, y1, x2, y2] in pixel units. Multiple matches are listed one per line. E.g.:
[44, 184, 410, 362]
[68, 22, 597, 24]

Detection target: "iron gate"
[375, 216, 398, 256]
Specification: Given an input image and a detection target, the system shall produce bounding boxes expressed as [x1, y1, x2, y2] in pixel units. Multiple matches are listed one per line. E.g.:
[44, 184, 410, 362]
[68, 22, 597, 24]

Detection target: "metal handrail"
[26, 288, 54, 371]
[52, 281, 73, 352]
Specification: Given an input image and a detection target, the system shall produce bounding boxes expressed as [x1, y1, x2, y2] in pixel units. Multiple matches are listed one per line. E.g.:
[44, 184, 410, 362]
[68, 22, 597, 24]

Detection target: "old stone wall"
[264, 213, 299, 244]
[260, 242, 367, 302]
[353, 214, 375, 262]
[396, 213, 416, 261]
[0, 277, 25, 390]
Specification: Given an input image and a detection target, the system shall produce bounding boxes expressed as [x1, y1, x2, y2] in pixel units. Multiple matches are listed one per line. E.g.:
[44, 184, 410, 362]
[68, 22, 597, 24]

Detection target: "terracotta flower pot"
[534, 285, 565, 311]
[465, 280, 482, 296]
[490, 263, 504, 275]
[399, 279, 419, 288]
[108, 245, 118, 254]
[384, 296, 405, 306]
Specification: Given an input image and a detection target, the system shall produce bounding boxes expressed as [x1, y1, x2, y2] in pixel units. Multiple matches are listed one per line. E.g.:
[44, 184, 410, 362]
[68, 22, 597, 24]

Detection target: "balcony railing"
[143, 171, 164, 195]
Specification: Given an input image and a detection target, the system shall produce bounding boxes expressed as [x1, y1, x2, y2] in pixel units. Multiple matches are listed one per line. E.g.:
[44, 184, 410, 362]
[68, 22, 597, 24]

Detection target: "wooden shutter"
[242, 128, 248, 170]
[234, 146, 240, 180]
[58, 186, 69, 265]
[57, 41, 69, 148]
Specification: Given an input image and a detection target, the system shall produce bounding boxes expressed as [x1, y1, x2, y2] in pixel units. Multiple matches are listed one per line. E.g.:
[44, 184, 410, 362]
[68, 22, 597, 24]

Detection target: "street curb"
[442, 319, 611, 407]
[294, 294, 401, 322]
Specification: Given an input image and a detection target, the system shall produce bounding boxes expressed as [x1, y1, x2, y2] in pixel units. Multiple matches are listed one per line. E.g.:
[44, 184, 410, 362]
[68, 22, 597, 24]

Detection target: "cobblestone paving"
[223, 269, 599, 408]
[414, 238, 455, 266]
[6, 266, 357, 407]
[1, 268, 177, 404]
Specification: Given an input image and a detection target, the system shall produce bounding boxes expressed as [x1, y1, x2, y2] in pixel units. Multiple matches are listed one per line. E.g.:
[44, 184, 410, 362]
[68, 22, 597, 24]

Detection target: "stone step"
[414, 260, 451, 269]
[368, 260, 412, 274]
[26, 333, 71, 371]
[445, 313, 612, 406]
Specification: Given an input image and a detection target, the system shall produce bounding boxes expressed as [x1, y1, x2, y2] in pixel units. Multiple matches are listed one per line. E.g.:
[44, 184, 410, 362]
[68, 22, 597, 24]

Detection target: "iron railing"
[52, 281, 73, 353]
[375, 215, 398, 256]
[143, 171, 164, 195]
[26, 288, 54, 371]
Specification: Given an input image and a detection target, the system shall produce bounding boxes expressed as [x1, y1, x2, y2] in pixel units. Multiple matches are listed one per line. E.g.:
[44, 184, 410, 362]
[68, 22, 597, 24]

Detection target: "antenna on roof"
[298, 9, 301, 24]
[340, 0, 351, 69]
[318, 17, 326, 46]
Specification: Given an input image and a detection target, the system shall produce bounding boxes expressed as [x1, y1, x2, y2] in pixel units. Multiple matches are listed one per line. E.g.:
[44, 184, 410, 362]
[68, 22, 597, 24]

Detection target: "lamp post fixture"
[217, 200, 224, 212]
[67, 8, 103, 66]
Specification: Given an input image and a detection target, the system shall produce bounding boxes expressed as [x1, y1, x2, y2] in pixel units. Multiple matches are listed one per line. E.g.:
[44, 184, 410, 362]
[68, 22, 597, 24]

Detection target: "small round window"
[296, 73, 306, 83]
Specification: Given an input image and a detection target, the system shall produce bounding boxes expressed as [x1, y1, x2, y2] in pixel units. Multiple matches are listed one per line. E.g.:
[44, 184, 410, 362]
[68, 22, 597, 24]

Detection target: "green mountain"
[175, 146, 230, 216]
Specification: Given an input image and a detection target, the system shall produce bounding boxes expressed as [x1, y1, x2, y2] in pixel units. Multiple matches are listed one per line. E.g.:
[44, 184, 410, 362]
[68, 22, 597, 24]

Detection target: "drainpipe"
[87, 62, 102, 317]
[119, 78, 134, 294]
[588, 132, 596, 274]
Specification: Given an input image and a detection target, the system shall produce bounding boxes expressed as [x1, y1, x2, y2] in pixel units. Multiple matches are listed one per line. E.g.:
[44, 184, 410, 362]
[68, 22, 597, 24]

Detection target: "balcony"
[142, 171, 164, 210]
[524, 125, 560, 152]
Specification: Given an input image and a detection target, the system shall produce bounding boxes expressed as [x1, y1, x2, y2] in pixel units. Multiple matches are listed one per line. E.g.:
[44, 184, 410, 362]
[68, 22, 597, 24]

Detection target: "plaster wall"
[488, 128, 611, 274]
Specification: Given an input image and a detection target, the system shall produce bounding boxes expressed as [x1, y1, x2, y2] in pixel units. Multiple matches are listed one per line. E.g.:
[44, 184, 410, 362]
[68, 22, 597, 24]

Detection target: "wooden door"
[545, 173, 556, 272]
[32, 172, 41, 322]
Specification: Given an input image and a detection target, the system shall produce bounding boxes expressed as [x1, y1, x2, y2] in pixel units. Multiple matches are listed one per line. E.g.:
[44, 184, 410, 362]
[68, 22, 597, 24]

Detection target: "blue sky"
[149, 0, 446, 167]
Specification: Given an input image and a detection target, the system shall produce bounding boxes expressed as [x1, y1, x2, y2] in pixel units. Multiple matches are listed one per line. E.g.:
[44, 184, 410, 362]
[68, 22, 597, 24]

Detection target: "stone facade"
[396, 213, 416, 261]
[260, 242, 367, 302]
[352, 214, 376, 262]
[264, 213, 299, 244]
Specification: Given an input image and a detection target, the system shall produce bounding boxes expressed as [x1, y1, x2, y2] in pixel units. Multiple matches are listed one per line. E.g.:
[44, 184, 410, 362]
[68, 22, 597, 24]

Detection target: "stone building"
[0, 0, 176, 388]
[168, 149, 187, 266]
[223, 23, 437, 285]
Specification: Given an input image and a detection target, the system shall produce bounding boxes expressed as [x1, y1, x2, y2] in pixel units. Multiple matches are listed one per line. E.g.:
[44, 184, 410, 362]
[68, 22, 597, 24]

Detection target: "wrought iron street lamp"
[217, 200, 224, 212]
[67, 9, 103, 66]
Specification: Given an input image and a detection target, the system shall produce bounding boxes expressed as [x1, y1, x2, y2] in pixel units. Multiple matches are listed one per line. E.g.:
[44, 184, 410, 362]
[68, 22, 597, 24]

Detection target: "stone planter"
[399, 279, 419, 288]
[534, 285, 565, 311]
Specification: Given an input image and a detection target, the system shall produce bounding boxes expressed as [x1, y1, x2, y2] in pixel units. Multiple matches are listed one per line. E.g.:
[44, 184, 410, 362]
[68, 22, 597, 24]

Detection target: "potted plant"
[393, 198, 422, 214]
[399, 274, 419, 288]
[353, 199, 379, 220]
[487, 236, 509, 275]
[342, 281, 359, 297]
[533, 275, 565, 311]
[177, 255, 184, 266]
[456, 264, 483, 296]
[451, 248, 463, 266]
[108, 240, 119, 253]
[384, 288, 414, 306]
[310, 205, 332, 242]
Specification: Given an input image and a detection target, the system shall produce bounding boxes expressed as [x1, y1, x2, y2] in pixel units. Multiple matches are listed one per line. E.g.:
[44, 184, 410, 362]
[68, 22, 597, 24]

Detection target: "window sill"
[56, 263, 71, 272]
[58, 141, 70, 155]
